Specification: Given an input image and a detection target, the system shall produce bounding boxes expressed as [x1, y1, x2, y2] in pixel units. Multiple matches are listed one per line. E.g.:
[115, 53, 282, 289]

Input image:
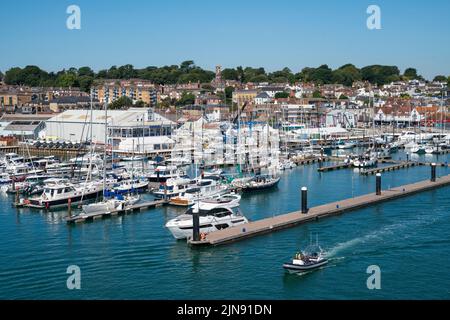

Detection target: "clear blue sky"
[0, 0, 449, 79]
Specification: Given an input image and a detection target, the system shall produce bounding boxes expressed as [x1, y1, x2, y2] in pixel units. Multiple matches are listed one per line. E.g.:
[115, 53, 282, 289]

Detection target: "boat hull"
[27, 189, 103, 209]
[283, 259, 328, 273]
[242, 178, 280, 192]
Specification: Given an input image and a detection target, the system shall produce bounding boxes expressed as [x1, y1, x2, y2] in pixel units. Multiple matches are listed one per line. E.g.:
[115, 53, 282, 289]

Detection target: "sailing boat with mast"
[234, 122, 281, 191]
[81, 93, 140, 215]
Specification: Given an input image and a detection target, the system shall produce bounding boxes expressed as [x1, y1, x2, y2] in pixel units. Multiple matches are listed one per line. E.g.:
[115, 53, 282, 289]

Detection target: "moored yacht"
[410, 144, 426, 154]
[169, 179, 229, 206]
[81, 194, 140, 215]
[147, 165, 185, 183]
[165, 202, 248, 240]
[111, 178, 149, 194]
[239, 175, 280, 192]
[23, 178, 105, 209]
[152, 176, 195, 199]
[197, 193, 241, 209]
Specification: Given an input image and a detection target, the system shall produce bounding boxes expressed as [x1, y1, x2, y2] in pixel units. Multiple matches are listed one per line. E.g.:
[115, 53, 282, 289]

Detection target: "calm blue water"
[1, 151, 449, 299]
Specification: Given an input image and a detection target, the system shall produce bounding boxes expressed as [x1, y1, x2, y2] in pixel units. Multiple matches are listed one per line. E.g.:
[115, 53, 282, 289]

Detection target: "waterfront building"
[44, 108, 175, 151]
[0, 113, 51, 140]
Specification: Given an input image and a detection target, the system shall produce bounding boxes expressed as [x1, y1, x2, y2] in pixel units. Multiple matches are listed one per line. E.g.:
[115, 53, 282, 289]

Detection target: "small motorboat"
[283, 245, 328, 273]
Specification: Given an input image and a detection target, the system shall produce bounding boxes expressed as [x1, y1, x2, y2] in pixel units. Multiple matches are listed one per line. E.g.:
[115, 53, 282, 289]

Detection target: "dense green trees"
[224, 86, 234, 105]
[360, 65, 401, 85]
[312, 90, 323, 98]
[2, 61, 215, 92]
[134, 100, 146, 108]
[332, 64, 362, 86]
[221, 68, 239, 81]
[275, 92, 289, 99]
[404, 68, 419, 80]
[2, 62, 447, 92]
[176, 92, 196, 107]
[109, 96, 133, 109]
[433, 75, 447, 82]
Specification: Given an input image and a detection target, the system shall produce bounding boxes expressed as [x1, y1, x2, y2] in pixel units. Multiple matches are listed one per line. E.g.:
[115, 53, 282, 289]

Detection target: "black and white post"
[301, 187, 308, 214]
[192, 205, 200, 241]
[376, 173, 382, 195]
[431, 163, 437, 182]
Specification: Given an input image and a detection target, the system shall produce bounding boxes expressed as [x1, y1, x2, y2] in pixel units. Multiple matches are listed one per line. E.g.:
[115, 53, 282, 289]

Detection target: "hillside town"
[0, 64, 449, 150]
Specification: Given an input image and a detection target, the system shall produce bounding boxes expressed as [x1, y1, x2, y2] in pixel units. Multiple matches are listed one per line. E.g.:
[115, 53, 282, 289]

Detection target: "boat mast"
[371, 84, 375, 150]
[89, 89, 94, 181]
[142, 112, 145, 172]
[103, 93, 108, 196]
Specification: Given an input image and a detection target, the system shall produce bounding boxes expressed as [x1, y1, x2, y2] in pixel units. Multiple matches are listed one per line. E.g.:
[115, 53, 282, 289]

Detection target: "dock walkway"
[317, 163, 350, 172]
[189, 174, 450, 246]
[360, 162, 422, 175]
[66, 199, 168, 224]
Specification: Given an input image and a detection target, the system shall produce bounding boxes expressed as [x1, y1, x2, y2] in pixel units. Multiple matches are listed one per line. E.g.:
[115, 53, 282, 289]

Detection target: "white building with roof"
[44, 108, 175, 152]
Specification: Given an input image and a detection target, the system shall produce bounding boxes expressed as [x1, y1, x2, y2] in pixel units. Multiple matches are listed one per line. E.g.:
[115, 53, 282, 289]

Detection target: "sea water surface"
[0, 151, 449, 299]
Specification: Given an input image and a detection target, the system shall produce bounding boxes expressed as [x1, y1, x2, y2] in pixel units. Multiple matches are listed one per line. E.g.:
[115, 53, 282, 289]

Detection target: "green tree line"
[1, 62, 449, 92]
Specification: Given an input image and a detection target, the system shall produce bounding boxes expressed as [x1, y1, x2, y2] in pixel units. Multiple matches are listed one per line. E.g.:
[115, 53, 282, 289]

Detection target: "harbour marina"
[2, 147, 450, 299]
[189, 172, 450, 246]
[1, 92, 450, 300]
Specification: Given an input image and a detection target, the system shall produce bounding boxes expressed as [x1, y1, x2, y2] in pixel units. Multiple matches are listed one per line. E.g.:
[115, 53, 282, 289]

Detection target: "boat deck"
[189, 174, 450, 246]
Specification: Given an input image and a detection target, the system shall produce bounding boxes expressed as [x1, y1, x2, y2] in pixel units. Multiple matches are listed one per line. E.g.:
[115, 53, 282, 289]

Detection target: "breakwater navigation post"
[189, 168, 450, 247]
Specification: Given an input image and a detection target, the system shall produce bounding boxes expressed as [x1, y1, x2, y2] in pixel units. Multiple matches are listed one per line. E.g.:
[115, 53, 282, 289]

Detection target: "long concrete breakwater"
[189, 173, 450, 246]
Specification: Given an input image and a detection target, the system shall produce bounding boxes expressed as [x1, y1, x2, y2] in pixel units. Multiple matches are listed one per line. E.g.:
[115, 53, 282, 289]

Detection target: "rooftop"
[46, 108, 174, 126]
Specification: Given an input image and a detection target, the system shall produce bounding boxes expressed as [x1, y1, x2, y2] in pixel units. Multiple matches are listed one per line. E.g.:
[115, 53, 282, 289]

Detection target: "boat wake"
[325, 212, 444, 258]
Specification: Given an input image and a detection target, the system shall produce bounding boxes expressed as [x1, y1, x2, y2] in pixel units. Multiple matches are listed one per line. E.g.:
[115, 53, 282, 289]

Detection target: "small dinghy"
[283, 243, 328, 273]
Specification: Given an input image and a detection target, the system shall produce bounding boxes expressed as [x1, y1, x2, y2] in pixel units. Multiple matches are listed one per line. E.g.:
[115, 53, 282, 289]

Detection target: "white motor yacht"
[147, 165, 185, 182]
[152, 177, 196, 199]
[81, 194, 140, 215]
[169, 179, 229, 206]
[165, 202, 248, 240]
